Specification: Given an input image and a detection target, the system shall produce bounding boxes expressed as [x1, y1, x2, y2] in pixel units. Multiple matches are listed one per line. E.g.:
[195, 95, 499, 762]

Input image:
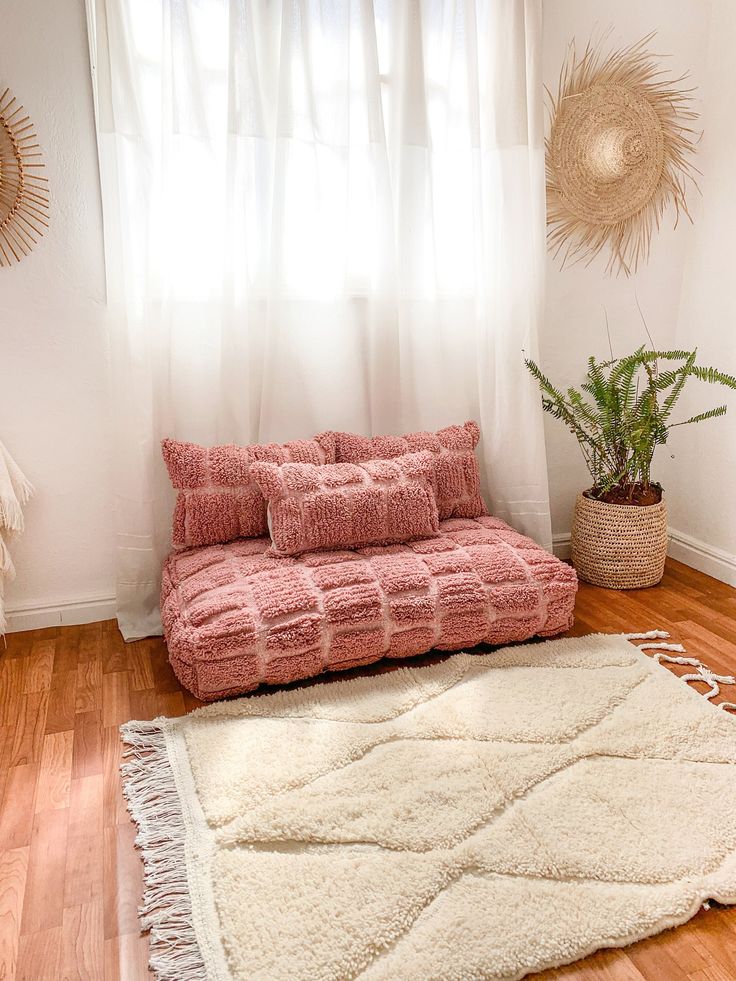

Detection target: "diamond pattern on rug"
[126, 634, 736, 981]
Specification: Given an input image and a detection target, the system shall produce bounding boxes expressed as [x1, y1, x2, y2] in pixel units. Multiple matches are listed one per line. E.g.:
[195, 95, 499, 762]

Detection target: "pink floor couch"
[161, 515, 577, 702]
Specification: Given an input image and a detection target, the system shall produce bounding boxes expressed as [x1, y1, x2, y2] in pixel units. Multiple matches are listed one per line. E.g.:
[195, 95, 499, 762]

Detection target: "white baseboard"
[667, 528, 736, 587]
[551, 528, 736, 587]
[5, 594, 117, 633]
[552, 533, 571, 561]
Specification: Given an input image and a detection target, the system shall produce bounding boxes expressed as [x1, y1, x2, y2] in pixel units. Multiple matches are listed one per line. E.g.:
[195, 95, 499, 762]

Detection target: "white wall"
[541, 0, 736, 582]
[1, 0, 733, 630]
[662, 0, 736, 580]
[1, 0, 116, 626]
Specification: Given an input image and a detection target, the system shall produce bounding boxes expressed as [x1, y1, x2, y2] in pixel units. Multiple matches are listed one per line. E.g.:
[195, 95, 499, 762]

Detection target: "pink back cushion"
[249, 451, 440, 556]
[322, 420, 487, 520]
[162, 434, 336, 549]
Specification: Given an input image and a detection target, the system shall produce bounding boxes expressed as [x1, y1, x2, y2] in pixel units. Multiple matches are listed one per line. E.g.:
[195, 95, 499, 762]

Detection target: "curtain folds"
[87, 0, 552, 640]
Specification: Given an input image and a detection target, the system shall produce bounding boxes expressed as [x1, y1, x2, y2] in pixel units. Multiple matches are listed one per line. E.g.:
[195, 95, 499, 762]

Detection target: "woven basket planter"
[571, 492, 668, 589]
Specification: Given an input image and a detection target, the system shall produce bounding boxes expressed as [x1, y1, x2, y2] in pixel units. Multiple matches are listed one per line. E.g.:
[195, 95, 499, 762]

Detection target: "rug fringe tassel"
[120, 721, 207, 981]
[650, 652, 736, 703]
[623, 630, 672, 641]
[625, 631, 736, 710]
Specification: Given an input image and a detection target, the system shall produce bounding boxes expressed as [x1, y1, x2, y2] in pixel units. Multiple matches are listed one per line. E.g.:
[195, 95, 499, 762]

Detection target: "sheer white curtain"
[87, 0, 552, 640]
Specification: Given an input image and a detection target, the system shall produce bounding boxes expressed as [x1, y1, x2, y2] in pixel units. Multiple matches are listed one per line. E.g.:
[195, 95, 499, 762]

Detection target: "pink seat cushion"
[161, 434, 336, 549]
[323, 420, 487, 520]
[161, 516, 578, 701]
[250, 451, 439, 556]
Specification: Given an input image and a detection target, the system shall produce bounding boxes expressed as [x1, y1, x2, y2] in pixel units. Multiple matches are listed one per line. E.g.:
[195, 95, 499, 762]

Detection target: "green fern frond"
[567, 389, 600, 426]
[689, 365, 736, 389]
[670, 405, 728, 427]
[660, 351, 697, 421]
[652, 367, 682, 391]
[584, 357, 611, 411]
[636, 349, 697, 362]
[525, 344, 734, 496]
[524, 359, 567, 404]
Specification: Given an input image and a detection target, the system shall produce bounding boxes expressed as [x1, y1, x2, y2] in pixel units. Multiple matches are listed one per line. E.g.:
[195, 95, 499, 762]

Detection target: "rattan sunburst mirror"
[546, 34, 700, 276]
[0, 86, 49, 267]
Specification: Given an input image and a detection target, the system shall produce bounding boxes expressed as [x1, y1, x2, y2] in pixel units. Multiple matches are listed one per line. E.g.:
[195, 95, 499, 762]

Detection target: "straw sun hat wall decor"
[0, 86, 49, 266]
[546, 34, 700, 276]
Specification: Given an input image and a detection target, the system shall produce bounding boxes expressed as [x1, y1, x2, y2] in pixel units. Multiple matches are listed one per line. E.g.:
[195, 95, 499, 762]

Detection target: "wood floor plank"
[76, 659, 103, 715]
[675, 621, 736, 675]
[0, 765, 37, 850]
[34, 731, 74, 813]
[155, 690, 186, 719]
[149, 647, 182, 694]
[128, 647, 154, 693]
[9, 691, 49, 767]
[22, 638, 55, 694]
[625, 931, 697, 980]
[127, 685, 190, 721]
[77, 622, 104, 665]
[102, 823, 142, 942]
[19, 807, 69, 936]
[0, 658, 24, 728]
[102, 673, 130, 730]
[0, 725, 13, 810]
[1, 629, 32, 660]
[102, 727, 129, 829]
[0, 847, 29, 981]
[46, 669, 78, 734]
[64, 776, 104, 908]
[52, 628, 80, 680]
[15, 925, 61, 981]
[71, 711, 103, 780]
[686, 967, 735, 981]
[103, 930, 150, 981]
[101, 625, 129, 676]
[126, 690, 159, 722]
[545, 946, 648, 979]
[685, 907, 736, 977]
[59, 900, 104, 981]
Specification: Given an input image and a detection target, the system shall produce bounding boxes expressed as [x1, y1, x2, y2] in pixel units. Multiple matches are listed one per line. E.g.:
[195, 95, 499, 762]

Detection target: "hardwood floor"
[0, 557, 735, 980]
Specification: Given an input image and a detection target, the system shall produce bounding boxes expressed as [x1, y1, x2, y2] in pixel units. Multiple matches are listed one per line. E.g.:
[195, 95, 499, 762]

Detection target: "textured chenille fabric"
[161, 515, 577, 700]
[161, 434, 336, 549]
[249, 451, 440, 557]
[122, 634, 736, 981]
[324, 420, 487, 520]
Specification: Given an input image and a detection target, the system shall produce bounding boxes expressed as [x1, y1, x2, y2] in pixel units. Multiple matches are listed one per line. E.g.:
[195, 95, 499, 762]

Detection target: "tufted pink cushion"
[249, 451, 440, 556]
[324, 420, 487, 520]
[161, 434, 336, 549]
[161, 516, 578, 700]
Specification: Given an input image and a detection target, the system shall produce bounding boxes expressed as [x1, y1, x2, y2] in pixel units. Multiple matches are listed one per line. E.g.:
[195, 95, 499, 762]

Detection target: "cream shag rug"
[122, 634, 736, 981]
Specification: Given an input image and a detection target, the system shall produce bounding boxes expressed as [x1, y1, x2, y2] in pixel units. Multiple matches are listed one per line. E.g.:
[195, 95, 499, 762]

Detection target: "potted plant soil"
[526, 347, 736, 589]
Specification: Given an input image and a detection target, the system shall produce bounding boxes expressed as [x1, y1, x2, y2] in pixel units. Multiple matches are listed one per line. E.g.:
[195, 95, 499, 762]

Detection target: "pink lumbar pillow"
[321, 420, 487, 520]
[161, 434, 336, 549]
[249, 451, 440, 556]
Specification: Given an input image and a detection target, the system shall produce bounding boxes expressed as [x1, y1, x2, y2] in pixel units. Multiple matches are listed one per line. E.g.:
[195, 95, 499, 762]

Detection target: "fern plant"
[525, 347, 736, 503]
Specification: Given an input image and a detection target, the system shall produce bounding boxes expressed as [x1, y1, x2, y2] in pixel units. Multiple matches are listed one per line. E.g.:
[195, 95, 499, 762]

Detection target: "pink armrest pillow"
[321, 420, 487, 520]
[249, 451, 440, 556]
[161, 433, 336, 549]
